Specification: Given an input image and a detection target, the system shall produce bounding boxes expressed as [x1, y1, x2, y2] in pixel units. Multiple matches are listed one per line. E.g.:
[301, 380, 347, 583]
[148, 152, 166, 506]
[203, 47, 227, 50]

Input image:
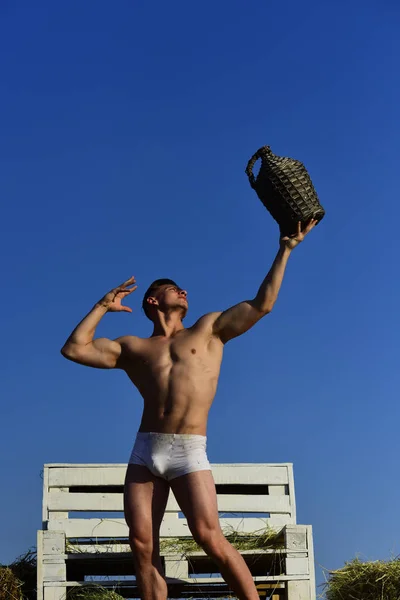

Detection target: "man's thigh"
[124, 464, 170, 542]
[169, 469, 221, 533]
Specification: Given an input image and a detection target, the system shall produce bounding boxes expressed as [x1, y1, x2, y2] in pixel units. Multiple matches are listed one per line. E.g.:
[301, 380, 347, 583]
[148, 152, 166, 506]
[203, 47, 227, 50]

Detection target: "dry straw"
[0, 550, 36, 600]
[0, 566, 24, 600]
[160, 524, 282, 555]
[67, 585, 124, 599]
[322, 556, 400, 600]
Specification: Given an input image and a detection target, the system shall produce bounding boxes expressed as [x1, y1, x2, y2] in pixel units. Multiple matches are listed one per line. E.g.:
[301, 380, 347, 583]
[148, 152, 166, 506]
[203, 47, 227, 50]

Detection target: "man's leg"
[170, 470, 260, 600]
[124, 464, 170, 600]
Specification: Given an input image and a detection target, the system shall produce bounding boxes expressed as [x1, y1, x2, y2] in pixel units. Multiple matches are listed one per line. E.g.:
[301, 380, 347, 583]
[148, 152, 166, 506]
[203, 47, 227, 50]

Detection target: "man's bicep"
[211, 300, 266, 343]
[68, 337, 123, 369]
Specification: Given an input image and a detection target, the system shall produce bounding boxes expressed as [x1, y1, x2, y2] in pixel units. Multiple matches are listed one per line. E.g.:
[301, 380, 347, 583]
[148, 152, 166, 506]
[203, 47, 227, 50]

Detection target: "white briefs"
[128, 432, 211, 481]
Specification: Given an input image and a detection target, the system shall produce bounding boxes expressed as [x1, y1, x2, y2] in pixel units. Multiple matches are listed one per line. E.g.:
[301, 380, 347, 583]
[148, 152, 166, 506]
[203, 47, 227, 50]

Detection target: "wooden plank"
[49, 488, 69, 520]
[42, 467, 49, 524]
[213, 465, 291, 485]
[43, 562, 66, 583]
[287, 465, 297, 523]
[268, 485, 286, 495]
[46, 574, 309, 587]
[43, 532, 65, 556]
[37, 531, 44, 600]
[48, 466, 127, 488]
[284, 526, 307, 551]
[48, 516, 290, 538]
[286, 580, 311, 600]
[43, 588, 65, 600]
[47, 492, 291, 514]
[47, 464, 291, 488]
[164, 556, 188, 579]
[66, 545, 307, 556]
[68, 543, 131, 554]
[285, 557, 309, 576]
[306, 525, 316, 600]
[256, 584, 285, 589]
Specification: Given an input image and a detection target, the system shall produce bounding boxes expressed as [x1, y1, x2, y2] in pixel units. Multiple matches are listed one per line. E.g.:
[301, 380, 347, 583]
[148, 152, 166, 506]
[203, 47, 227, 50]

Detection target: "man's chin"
[177, 304, 188, 319]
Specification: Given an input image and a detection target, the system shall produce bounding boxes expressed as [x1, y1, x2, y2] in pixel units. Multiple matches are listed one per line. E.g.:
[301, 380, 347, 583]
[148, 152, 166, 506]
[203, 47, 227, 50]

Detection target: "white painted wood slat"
[66, 545, 308, 556]
[48, 516, 290, 538]
[45, 573, 310, 587]
[47, 492, 290, 514]
[47, 464, 291, 488]
[39, 463, 314, 600]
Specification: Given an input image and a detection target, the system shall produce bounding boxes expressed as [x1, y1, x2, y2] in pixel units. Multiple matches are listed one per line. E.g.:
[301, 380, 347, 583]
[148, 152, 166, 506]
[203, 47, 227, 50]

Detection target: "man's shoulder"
[115, 334, 145, 349]
[191, 312, 222, 332]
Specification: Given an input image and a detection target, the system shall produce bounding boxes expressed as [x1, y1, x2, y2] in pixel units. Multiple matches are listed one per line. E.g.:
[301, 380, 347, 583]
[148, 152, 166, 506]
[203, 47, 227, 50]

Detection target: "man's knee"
[191, 524, 225, 557]
[128, 528, 154, 562]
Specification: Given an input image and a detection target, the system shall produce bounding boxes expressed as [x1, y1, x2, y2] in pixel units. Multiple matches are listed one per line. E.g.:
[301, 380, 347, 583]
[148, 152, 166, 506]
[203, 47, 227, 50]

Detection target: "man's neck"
[151, 310, 185, 338]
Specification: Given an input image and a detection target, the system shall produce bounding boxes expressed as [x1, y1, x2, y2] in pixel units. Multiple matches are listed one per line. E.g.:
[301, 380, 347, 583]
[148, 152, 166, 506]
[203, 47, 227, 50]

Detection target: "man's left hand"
[280, 218, 318, 250]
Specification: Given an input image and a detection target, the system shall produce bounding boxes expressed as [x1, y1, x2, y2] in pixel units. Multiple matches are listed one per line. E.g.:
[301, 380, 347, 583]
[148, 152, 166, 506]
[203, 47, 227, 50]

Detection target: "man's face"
[153, 284, 188, 316]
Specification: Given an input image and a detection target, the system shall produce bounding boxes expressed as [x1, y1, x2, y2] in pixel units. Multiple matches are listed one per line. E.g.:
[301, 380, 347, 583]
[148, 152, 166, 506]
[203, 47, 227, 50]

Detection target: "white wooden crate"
[37, 463, 315, 600]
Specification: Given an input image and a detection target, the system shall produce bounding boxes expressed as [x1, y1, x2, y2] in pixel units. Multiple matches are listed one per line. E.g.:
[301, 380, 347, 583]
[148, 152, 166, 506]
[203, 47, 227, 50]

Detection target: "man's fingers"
[121, 275, 136, 287]
[122, 286, 138, 295]
[306, 218, 318, 232]
[121, 306, 133, 313]
[115, 276, 136, 291]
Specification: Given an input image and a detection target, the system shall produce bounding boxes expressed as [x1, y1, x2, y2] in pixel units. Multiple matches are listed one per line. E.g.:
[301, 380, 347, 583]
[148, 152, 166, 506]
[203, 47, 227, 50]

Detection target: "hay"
[67, 525, 281, 557]
[0, 566, 24, 600]
[9, 550, 36, 600]
[0, 550, 36, 600]
[159, 525, 281, 555]
[322, 556, 400, 600]
[67, 585, 124, 599]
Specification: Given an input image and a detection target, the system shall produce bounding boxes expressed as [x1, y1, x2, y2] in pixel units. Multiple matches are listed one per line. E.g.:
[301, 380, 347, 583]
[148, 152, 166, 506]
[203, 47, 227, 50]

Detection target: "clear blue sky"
[1, 0, 399, 593]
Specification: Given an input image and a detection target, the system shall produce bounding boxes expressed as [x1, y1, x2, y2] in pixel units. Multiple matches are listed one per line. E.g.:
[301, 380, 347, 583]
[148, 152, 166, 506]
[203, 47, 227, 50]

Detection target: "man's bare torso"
[118, 313, 223, 435]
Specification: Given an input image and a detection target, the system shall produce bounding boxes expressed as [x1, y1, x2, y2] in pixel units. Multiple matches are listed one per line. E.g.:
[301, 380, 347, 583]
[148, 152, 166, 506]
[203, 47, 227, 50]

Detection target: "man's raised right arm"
[60, 276, 137, 369]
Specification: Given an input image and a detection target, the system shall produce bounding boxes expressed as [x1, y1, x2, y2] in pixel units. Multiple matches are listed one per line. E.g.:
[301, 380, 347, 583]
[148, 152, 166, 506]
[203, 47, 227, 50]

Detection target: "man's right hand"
[61, 276, 138, 369]
[98, 276, 137, 313]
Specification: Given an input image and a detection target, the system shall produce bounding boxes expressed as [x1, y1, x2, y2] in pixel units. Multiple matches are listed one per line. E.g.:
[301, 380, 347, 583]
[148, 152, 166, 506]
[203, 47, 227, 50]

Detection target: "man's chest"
[128, 331, 221, 373]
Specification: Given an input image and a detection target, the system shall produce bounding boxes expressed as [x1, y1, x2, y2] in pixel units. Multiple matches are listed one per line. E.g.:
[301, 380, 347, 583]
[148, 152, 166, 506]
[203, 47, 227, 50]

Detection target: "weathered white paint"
[287, 580, 312, 600]
[47, 516, 290, 537]
[268, 485, 286, 495]
[37, 531, 44, 600]
[42, 468, 49, 524]
[306, 526, 316, 600]
[44, 588, 66, 600]
[43, 532, 65, 556]
[43, 562, 66, 583]
[39, 463, 315, 600]
[287, 466, 297, 524]
[47, 463, 291, 487]
[164, 555, 189, 579]
[45, 574, 310, 586]
[47, 491, 291, 514]
[285, 557, 309, 576]
[67, 544, 309, 556]
[285, 525, 307, 550]
[48, 488, 69, 521]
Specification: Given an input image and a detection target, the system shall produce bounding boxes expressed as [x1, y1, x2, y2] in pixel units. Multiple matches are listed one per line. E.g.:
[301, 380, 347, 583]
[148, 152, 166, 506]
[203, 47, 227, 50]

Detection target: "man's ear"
[147, 296, 158, 307]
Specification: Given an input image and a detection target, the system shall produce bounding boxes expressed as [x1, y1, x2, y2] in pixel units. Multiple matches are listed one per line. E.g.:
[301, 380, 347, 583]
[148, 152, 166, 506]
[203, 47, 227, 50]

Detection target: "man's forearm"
[61, 303, 108, 352]
[253, 246, 292, 312]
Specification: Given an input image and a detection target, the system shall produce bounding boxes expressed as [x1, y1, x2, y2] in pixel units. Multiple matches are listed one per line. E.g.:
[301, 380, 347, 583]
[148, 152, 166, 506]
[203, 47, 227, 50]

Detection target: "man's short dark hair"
[142, 279, 179, 320]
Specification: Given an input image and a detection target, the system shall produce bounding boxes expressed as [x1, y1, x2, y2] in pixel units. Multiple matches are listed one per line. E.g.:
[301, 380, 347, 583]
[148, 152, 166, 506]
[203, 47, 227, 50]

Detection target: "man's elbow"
[61, 345, 71, 360]
[61, 343, 79, 361]
[251, 299, 274, 315]
[262, 303, 274, 315]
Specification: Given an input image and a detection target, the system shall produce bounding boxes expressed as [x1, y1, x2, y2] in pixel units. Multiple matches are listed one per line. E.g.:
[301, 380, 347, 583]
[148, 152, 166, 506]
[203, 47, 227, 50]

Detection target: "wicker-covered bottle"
[245, 145, 325, 237]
